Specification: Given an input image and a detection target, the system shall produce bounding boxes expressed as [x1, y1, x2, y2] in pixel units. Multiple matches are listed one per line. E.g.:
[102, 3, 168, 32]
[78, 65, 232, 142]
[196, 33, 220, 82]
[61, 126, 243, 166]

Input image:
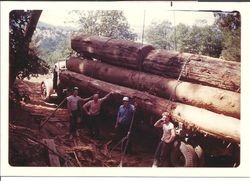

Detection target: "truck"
[41, 35, 240, 167]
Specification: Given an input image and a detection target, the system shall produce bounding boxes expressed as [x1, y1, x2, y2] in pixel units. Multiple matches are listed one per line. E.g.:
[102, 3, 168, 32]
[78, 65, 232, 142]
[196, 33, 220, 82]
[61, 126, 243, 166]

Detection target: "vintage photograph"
[8, 7, 240, 168]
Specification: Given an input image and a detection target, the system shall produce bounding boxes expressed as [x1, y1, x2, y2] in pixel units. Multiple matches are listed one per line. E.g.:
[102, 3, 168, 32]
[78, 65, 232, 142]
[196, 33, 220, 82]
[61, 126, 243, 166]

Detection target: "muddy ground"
[9, 76, 239, 167]
[9, 76, 157, 167]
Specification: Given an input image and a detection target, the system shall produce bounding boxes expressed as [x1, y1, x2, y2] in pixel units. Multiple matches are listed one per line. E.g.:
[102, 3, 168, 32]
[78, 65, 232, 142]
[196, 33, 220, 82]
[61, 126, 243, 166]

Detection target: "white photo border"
[1, 1, 250, 177]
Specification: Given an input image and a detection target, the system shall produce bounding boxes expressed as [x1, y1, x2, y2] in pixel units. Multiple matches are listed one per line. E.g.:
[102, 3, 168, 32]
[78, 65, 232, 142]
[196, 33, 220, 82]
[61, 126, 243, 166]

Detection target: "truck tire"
[170, 141, 198, 167]
[194, 145, 205, 167]
[41, 79, 53, 101]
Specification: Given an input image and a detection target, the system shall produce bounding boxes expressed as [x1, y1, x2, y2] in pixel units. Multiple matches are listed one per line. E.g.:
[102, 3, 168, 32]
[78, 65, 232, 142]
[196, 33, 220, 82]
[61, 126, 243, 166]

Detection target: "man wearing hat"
[114, 96, 135, 154]
[67, 87, 92, 139]
[152, 112, 176, 167]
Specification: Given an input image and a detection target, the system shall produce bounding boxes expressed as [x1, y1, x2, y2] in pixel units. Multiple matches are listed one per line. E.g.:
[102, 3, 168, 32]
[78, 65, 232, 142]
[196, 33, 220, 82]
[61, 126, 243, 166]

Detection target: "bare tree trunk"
[143, 50, 240, 92]
[71, 35, 240, 92]
[71, 34, 154, 70]
[59, 71, 240, 143]
[66, 57, 240, 118]
[24, 10, 42, 44]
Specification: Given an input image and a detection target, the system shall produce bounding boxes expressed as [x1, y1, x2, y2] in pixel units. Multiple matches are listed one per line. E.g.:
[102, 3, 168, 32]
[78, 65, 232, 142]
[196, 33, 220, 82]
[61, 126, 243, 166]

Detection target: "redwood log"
[71, 35, 240, 92]
[66, 57, 240, 119]
[71, 34, 154, 70]
[59, 71, 240, 143]
[143, 50, 240, 92]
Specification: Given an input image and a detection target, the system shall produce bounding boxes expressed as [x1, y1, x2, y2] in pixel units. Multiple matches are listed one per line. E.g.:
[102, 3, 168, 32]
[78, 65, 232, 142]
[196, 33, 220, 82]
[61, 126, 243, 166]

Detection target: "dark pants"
[154, 141, 173, 166]
[114, 123, 132, 154]
[69, 110, 78, 135]
[53, 71, 58, 90]
[87, 114, 100, 138]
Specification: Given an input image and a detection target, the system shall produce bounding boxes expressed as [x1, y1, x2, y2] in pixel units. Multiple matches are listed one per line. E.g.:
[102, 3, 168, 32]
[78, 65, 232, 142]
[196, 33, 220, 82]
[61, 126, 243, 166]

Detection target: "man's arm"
[115, 107, 121, 128]
[168, 128, 176, 143]
[100, 92, 113, 103]
[67, 98, 72, 116]
[82, 95, 93, 102]
[83, 101, 91, 115]
[154, 118, 165, 128]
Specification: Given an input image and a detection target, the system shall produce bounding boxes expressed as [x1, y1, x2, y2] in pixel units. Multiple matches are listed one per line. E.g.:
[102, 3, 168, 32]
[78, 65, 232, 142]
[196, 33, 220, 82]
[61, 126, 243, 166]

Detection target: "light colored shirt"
[84, 98, 105, 116]
[161, 122, 175, 143]
[117, 104, 135, 125]
[67, 95, 82, 111]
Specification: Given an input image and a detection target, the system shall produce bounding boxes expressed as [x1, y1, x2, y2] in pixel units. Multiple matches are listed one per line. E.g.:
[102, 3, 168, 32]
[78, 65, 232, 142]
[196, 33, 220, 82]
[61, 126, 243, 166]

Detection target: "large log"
[143, 50, 240, 92]
[66, 57, 240, 119]
[59, 71, 240, 143]
[71, 34, 154, 70]
[71, 35, 240, 92]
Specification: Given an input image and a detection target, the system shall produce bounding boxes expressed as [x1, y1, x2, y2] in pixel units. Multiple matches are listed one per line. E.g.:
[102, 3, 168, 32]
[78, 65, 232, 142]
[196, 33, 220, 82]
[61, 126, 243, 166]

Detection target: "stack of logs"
[59, 34, 240, 144]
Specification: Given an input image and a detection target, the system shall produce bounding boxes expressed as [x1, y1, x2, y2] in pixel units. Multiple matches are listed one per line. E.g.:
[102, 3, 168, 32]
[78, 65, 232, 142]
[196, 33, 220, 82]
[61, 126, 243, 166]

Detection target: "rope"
[168, 54, 193, 103]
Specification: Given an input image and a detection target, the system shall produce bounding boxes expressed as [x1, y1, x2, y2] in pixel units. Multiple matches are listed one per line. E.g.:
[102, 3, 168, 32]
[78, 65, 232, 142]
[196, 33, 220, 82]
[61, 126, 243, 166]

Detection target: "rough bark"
[59, 71, 240, 143]
[71, 35, 240, 92]
[24, 10, 42, 43]
[66, 57, 240, 119]
[143, 50, 240, 92]
[71, 34, 154, 70]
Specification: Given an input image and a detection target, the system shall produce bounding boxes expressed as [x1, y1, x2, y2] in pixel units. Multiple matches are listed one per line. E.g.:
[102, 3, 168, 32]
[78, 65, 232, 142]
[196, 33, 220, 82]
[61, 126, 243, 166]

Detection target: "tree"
[9, 10, 49, 87]
[32, 24, 73, 66]
[173, 23, 190, 52]
[182, 25, 223, 57]
[145, 20, 223, 58]
[214, 11, 241, 62]
[69, 10, 137, 41]
[145, 21, 174, 50]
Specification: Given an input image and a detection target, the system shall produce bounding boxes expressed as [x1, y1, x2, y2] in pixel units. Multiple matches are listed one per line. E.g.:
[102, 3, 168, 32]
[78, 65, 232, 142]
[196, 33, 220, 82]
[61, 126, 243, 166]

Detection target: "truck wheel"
[170, 141, 198, 167]
[41, 80, 53, 101]
[194, 145, 205, 167]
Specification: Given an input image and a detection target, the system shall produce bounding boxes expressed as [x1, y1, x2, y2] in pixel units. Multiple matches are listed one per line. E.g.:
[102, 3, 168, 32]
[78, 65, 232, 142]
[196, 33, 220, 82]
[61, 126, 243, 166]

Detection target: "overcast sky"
[39, 9, 215, 29]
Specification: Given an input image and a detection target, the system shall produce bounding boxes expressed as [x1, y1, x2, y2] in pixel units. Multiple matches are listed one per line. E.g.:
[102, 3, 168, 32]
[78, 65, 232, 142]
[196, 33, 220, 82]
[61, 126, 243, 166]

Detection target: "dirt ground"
[9, 76, 240, 167]
[9, 76, 156, 167]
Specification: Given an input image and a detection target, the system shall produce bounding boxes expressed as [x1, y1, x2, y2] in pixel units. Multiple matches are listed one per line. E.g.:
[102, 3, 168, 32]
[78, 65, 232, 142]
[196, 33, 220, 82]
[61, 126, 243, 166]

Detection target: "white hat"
[122, 96, 129, 101]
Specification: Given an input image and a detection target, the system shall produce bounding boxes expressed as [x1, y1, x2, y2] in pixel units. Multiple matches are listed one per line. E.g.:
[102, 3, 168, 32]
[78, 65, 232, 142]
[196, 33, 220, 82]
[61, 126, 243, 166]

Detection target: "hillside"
[32, 21, 76, 66]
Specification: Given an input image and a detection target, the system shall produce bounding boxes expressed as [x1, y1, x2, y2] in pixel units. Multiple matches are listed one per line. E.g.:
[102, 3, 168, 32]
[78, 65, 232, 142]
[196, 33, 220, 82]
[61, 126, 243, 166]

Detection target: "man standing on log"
[83, 92, 113, 139]
[152, 112, 176, 167]
[67, 87, 92, 139]
[114, 96, 135, 154]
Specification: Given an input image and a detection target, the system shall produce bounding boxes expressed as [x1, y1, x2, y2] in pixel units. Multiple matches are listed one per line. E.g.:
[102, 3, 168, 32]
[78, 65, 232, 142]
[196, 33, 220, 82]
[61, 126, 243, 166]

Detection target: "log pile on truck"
[65, 34, 240, 143]
[46, 34, 240, 166]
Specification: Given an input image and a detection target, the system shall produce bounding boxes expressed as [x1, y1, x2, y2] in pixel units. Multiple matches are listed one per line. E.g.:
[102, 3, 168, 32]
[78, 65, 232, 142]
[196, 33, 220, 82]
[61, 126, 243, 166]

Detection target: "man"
[67, 87, 92, 139]
[152, 112, 176, 167]
[114, 96, 135, 154]
[83, 92, 113, 139]
[52, 64, 58, 92]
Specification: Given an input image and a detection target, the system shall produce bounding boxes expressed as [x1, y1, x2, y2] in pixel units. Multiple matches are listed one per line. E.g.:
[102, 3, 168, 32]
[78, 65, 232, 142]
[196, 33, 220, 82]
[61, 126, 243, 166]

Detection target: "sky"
[39, 9, 215, 29]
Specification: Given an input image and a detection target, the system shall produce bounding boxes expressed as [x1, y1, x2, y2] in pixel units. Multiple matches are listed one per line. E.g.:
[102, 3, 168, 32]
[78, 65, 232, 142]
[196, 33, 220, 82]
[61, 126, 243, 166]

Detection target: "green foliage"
[145, 21, 174, 50]
[9, 10, 49, 86]
[32, 22, 73, 66]
[145, 21, 223, 58]
[70, 10, 137, 40]
[214, 12, 240, 62]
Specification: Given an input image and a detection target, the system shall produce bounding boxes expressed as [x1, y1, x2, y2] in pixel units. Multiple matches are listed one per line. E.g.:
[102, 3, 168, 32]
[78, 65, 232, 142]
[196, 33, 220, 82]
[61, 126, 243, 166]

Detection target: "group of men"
[66, 87, 176, 167]
[66, 87, 135, 151]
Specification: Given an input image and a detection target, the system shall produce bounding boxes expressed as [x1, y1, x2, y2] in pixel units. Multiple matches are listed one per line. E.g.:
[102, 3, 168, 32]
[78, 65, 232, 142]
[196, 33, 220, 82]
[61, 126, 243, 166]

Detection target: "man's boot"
[152, 159, 158, 168]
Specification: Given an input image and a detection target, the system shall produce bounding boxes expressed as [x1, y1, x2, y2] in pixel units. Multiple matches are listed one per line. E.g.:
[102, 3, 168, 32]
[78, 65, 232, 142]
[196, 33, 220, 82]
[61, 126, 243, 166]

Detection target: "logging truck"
[41, 35, 240, 167]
